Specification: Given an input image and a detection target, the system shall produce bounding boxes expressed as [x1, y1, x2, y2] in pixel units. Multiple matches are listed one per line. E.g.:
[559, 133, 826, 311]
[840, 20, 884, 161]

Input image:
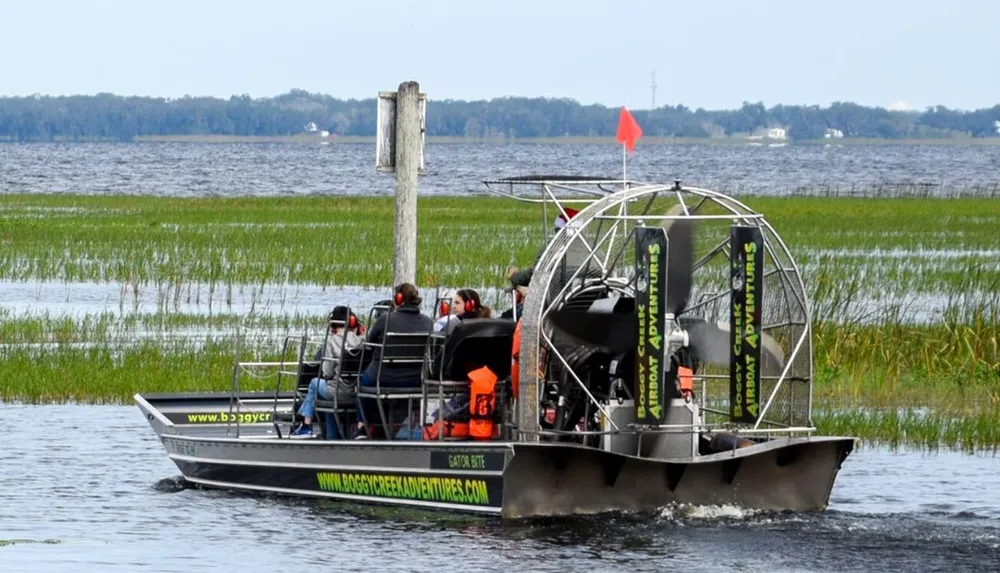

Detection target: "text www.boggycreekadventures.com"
[317, 472, 491, 506]
[185, 411, 273, 424]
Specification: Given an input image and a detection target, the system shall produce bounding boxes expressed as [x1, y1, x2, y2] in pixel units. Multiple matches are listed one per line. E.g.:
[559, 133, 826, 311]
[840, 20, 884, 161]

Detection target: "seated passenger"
[360, 283, 433, 388]
[499, 283, 527, 320]
[318, 306, 364, 378]
[292, 306, 364, 438]
[434, 288, 492, 332]
[355, 283, 433, 438]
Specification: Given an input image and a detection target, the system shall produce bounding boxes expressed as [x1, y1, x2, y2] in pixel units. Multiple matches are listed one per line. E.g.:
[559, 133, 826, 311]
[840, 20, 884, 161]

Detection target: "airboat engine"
[514, 180, 807, 461]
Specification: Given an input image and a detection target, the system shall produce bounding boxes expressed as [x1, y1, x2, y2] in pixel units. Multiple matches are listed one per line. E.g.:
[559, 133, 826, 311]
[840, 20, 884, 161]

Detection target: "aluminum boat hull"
[136, 391, 855, 518]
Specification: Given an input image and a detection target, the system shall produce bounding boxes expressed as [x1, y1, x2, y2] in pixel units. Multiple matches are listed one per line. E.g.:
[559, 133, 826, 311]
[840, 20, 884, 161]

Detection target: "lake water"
[0, 405, 997, 572]
[2, 142, 999, 571]
[1, 141, 999, 198]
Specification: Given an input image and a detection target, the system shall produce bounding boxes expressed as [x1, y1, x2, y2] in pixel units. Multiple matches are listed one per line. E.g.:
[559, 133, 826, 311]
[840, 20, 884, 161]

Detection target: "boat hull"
[137, 392, 855, 518]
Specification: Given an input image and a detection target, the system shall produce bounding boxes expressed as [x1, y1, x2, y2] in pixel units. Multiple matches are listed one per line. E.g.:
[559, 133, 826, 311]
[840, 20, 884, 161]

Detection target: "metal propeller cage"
[485, 176, 815, 444]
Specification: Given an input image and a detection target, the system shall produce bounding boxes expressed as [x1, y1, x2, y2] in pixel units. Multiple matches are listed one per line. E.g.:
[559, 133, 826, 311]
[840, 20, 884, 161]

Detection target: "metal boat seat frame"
[422, 316, 516, 441]
[313, 307, 366, 439]
[355, 306, 430, 439]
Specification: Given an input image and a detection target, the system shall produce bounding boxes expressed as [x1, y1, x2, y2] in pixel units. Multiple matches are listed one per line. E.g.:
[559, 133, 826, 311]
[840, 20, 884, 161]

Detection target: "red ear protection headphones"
[439, 300, 451, 317]
[348, 314, 358, 330]
[394, 291, 404, 306]
[457, 289, 479, 315]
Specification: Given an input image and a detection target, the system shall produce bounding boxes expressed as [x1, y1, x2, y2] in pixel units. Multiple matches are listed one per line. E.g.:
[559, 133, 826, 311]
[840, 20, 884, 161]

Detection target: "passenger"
[509, 282, 529, 397]
[434, 288, 492, 332]
[292, 306, 364, 438]
[508, 288, 546, 411]
[499, 283, 527, 320]
[318, 306, 364, 378]
[355, 283, 434, 437]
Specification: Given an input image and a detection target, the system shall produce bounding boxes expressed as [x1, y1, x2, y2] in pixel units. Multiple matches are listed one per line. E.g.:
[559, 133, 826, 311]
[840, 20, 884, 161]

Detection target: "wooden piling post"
[376, 81, 426, 288]
[393, 81, 421, 286]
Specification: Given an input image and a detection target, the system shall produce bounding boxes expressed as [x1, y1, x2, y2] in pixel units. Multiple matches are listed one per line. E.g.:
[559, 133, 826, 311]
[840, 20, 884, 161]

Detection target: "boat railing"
[222, 330, 315, 438]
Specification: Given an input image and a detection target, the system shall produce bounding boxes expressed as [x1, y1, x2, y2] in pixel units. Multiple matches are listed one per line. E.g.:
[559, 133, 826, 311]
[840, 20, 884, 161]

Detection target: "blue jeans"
[297, 377, 340, 439]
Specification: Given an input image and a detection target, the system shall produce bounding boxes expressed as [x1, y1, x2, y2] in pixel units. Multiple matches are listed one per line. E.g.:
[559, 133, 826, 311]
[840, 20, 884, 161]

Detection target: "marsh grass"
[1, 307, 996, 450]
[815, 408, 1000, 453]
[0, 310, 332, 344]
[0, 336, 286, 404]
[1, 194, 998, 449]
[1, 195, 997, 301]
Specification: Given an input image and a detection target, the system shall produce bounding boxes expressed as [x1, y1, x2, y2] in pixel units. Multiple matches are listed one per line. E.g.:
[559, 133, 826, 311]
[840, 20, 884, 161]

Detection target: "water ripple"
[0, 142, 998, 198]
[1, 405, 999, 571]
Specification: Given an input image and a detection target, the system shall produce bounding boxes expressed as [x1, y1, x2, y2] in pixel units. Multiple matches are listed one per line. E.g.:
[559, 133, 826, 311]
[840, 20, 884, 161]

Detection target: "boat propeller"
[544, 203, 786, 396]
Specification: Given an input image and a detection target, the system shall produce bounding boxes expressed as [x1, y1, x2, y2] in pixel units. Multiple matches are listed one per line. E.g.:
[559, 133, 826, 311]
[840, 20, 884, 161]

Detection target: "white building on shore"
[766, 127, 787, 140]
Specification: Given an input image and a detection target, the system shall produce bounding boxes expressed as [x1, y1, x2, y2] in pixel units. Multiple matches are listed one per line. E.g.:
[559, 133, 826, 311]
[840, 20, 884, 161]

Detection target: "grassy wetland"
[0, 194, 997, 451]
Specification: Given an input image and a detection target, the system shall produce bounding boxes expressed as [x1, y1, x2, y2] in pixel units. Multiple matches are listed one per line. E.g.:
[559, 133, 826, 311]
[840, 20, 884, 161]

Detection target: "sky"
[1, 0, 997, 111]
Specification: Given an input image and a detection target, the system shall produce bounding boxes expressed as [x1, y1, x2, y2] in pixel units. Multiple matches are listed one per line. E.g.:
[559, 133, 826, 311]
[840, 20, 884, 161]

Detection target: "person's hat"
[554, 207, 579, 230]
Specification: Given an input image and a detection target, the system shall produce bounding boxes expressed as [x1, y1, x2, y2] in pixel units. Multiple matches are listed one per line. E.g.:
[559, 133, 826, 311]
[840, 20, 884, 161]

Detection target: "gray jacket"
[315, 329, 362, 379]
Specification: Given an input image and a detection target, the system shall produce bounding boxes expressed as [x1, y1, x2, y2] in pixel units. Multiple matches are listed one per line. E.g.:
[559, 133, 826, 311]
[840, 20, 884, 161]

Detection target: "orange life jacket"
[468, 365, 498, 440]
[678, 365, 694, 398]
[422, 420, 469, 440]
[511, 320, 521, 396]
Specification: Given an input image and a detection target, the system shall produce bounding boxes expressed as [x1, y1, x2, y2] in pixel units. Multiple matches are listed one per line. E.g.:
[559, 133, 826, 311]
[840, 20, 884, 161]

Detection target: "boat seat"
[297, 360, 321, 390]
[363, 386, 426, 396]
[356, 330, 431, 439]
[313, 389, 357, 439]
[274, 360, 321, 424]
[422, 319, 515, 440]
[430, 318, 515, 382]
[312, 339, 369, 439]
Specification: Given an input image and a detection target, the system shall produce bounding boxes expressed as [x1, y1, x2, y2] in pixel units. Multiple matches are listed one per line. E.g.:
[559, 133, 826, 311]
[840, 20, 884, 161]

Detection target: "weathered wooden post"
[376, 81, 427, 287]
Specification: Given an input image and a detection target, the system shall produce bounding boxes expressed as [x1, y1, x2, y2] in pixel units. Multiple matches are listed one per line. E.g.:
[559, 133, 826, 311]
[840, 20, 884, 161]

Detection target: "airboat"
[135, 175, 855, 518]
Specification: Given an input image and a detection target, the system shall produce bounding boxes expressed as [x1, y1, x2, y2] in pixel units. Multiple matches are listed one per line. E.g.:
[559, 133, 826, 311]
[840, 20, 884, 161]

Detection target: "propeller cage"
[493, 178, 815, 446]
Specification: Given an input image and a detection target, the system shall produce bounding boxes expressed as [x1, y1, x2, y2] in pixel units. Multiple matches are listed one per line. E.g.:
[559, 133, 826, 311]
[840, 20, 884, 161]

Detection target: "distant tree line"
[1, 89, 998, 142]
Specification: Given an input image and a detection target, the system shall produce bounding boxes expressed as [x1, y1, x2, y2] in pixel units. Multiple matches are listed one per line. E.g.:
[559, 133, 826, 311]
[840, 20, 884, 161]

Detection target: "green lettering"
[637, 304, 647, 354]
[314, 472, 490, 506]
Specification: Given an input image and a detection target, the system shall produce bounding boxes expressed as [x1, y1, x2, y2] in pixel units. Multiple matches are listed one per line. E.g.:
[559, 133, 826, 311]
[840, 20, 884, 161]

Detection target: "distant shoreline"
[129, 134, 1000, 146]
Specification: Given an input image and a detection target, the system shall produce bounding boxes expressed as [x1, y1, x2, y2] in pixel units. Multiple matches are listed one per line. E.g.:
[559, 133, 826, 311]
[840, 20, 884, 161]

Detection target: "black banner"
[174, 459, 505, 509]
[729, 225, 764, 423]
[634, 226, 668, 425]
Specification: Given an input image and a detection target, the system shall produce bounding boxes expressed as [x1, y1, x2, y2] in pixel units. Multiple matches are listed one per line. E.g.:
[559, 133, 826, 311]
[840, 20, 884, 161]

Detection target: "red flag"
[616, 106, 642, 154]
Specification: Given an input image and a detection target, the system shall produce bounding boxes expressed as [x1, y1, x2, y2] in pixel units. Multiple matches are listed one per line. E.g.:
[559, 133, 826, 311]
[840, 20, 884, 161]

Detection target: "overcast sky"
[2, 0, 996, 111]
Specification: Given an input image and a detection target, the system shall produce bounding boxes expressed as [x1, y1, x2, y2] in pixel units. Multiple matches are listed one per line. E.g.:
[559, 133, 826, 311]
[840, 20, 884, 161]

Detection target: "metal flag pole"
[622, 141, 627, 190]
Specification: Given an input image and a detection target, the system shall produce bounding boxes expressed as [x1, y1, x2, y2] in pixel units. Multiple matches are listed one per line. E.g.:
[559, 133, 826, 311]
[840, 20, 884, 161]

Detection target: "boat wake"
[657, 502, 764, 522]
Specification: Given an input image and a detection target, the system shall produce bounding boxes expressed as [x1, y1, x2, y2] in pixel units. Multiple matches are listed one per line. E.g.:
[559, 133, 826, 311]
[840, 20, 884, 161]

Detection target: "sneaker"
[290, 425, 314, 439]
